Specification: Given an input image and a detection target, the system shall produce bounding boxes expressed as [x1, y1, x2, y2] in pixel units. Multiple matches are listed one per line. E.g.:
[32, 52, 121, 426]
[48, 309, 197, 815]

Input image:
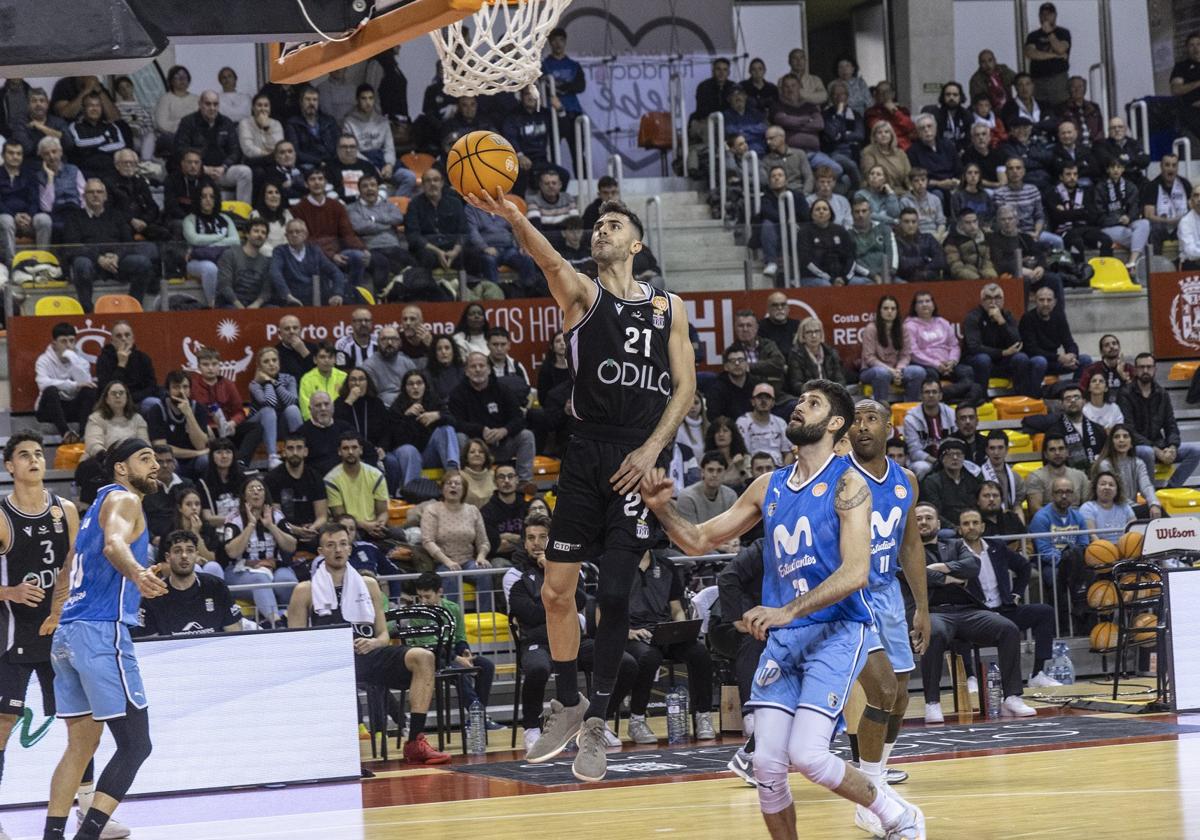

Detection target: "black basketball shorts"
[0, 650, 57, 717]
[547, 434, 670, 565]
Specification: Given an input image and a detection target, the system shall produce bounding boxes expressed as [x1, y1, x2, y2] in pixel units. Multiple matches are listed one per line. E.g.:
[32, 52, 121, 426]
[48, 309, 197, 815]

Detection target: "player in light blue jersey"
[42, 439, 167, 840]
[642, 380, 925, 840]
[845, 400, 930, 838]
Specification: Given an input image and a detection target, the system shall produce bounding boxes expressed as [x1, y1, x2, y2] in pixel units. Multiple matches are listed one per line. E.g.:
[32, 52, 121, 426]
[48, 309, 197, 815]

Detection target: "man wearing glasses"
[758, 292, 800, 351]
[963, 283, 1044, 398]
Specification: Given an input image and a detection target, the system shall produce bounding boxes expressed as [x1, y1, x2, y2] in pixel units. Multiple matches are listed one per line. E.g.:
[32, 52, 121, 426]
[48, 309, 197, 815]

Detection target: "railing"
[573, 113, 595, 211]
[1127, 99, 1151, 158]
[669, 70, 688, 181]
[606, 152, 624, 184]
[739, 149, 761, 244]
[1174, 136, 1194, 181]
[706, 111, 726, 221]
[644, 195, 664, 281]
[538, 75, 561, 167]
[777, 189, 800, 287]
[1088, 62, 1110, 137]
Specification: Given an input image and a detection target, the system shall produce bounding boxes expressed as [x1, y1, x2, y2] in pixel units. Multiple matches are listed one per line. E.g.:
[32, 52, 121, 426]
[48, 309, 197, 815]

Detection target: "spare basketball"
[1117, 571, 1161, 602]
[1084, 539, 1119, 568]
[1090, 621, 1118, 652]
[1086, 580, 1118, 610]
[446, 130, 518, 200]
[1132, 612, 1158, 644]
[1117, 530, 1143, 560]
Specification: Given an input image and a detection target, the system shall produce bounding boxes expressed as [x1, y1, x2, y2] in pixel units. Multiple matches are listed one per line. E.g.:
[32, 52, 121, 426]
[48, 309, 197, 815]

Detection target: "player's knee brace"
[861, 704, 890, 726]
[790, 743, 846, 791]
[96, 706, 152, 800]
[753, 755, 794, 814]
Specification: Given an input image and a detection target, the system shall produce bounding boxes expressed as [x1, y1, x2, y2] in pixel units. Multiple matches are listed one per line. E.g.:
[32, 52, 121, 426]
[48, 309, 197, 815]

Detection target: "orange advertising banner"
[7, 277, 1022, 413]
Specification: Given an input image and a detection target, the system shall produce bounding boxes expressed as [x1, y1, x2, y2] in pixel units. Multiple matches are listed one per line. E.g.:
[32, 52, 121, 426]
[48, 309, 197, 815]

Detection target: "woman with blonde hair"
[860, 120, 911, 191]
[786, 317, 848, 395]
[248, 345, 302, 469]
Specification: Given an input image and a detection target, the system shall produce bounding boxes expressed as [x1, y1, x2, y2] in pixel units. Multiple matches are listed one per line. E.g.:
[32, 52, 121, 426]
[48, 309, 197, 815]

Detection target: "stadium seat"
[94, 294, 143, 313]
[1156, 488, 1200, 515]
[988, 377, 1013, 390]
[534, 455, 561, 476]
[52, 443, 84, 470]
[387, 499, 413, 525]
[464, 611, 510, 645]
[976, 402, 997, 421]
[890, 401, 917, 429]
[388, 195, 410, 214]
[34, 295, 83, 316]
[356, 286, 375, 305]
[1088, 257, 1141, 292]
[400, 152, 435, 180]
[506, 193, 527, 216]
[1154, 463, 1176, 483]
[421, 468, 445, 481]
[993, 395, 1047, 419]
[1012, 460, 1042, 479]
[1002, 430, 1033, 453]
[1029, 433, 1044, 453]
[221, 200, 252, 219]
[12, 248, 58, 269]
[1169, 361, 1199, 381]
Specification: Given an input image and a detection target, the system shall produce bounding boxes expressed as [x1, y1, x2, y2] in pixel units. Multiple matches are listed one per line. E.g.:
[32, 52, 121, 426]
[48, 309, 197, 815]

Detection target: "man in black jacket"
[988, 204, 1069, 303]
[1017, 286, 1090, 379]
[894, 207, 946, 281]
[449, 352, 535, 484]
[95, 320, 158, 410]
[962, 282, 1045, 397]
[64, 92, 132, 178]
[908, 503, 1036, 724]
[481, 462, 528, 565]
[175, 91, 253, 203]
[508, 513, 634, 754]
[1044, 161, 1113, 265]
[61, 179, 156, 311]
[162, 148, 215, 228]
[1118, 353, 1200, 488]
[705, 346, 760, 422]
[405, 168, 471, 272]
[1023, 384, 1106, 470]
[107, 149, 170, 241]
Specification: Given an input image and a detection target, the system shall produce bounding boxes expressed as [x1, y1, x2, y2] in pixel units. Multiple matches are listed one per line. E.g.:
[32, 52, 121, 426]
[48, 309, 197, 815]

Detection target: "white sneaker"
[966, 676, 978, 695]
[855, 804, 886, 838]
[884, 803, 926, 840]
[923, 702, 944, 725]
[627, 716, 657, 744]
[763, 262, 778, 277]
[1001, 695, 1037, 717]
[602, 725, 622, 748]
[523, 726, 542, 756]
[75, 810, 131, 839]
[1028, 671, 1062, 688]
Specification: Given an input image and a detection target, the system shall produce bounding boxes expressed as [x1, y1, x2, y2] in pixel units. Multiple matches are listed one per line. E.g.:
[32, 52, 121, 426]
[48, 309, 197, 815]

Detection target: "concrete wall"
[893, 0, 956, 111]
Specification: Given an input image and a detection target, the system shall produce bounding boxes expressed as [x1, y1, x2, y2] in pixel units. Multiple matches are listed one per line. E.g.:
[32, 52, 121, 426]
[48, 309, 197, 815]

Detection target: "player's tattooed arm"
[641, 469, 767, 556]
[833, 471, 870, 510]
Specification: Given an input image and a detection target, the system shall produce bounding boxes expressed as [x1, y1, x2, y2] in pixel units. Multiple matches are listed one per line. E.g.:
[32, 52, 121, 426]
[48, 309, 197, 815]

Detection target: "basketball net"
[431, 0, 570, 98]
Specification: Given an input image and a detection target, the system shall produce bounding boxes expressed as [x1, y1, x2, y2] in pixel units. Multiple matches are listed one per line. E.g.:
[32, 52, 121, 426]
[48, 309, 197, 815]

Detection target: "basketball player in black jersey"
[0, 432, 129, 840]
[468, 188, 695, 781]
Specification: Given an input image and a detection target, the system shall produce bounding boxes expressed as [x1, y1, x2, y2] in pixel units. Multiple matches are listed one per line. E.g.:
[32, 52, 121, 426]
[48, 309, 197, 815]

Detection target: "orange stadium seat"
[401, 152, 435, 181]
[94, 294, 143, 313]
[993, 396, 1046, 420]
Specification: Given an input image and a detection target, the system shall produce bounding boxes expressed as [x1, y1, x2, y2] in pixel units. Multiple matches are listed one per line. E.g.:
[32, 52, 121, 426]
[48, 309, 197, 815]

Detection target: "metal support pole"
[574, 114, 594, 211]
[1128, 99, 1150, 158]
[645, 195, 664, 282]
[707, 111, 726, 221]
[740, 149, 760, 243]
[1089, 63, 1109, 137]
[541, 75, 560, 167]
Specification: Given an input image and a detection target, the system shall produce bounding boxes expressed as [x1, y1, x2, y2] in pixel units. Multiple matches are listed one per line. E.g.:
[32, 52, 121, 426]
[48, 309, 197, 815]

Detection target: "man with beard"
[264, 433, 329, 550]
[842, 400, 930, 836]
[1079, 334, 1134, 402]
[1118, 353, 1200, 488]
[362, 326, 416, 408]
[465, 187, 694, 783]
[976, 480, 1026, 547]
[979, 431, 1026, 519]
[136, 530, 241, 636]
[640, 381, 926, 840]
[42, 439, 168, 840]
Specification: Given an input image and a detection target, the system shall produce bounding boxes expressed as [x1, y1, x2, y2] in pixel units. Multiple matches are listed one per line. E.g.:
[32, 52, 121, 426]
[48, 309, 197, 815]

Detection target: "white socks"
[867, 784, 905, 827]
[743, 712, 755, 737]
[880, 741, 895, 771]
[77, 782, 95, 813]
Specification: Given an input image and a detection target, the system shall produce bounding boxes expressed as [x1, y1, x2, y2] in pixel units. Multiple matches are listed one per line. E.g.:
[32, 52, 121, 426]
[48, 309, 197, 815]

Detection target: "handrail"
[573, 113, 594, 211]
[1127, 99, 1151, 158]
[1088, 62, 1109, 137]
[778, 189, 798, 287]
[707, 111, 726, 221]
[645, 195, 664, 281]
[539, 75, 560, 167]
[671, 71, 688, 181]
[1174, 136, 1193, 179]
[606, 152, 624, 183]
[740, 149, 760, 243]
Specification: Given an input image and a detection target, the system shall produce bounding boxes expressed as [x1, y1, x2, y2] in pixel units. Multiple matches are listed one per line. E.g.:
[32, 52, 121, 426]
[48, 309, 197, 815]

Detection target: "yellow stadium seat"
[34, 295, 83, 316]
[1156, 488, 1200, 515]
[221, 200, 252, 219]
[1155, 463, 1177, 483]
[356, 286, 375, 305]
[993, 395, 1047, 420]
[1003, 430, 1032, 453]
[1088, 256, 1141, 292]
[12, 249, 59, 269]
[988, 377, 1012, 390]
[976, 402, 997, 422]
[890, 401, 917, 429]
[464, 611, 511, 645]
[1169, 361, 1199, 381]
[1012, 460, 1043, 479]
[420, 468, 445, 481]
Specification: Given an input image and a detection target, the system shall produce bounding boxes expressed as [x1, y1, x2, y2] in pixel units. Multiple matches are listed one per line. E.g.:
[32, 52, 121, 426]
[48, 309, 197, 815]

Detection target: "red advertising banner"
[7, 278, 1022, 413]
[1149, 271, 1200, 361]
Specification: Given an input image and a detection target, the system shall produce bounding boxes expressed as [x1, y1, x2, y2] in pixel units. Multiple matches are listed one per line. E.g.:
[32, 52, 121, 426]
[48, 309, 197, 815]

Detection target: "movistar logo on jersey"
[597, 359, 671, 395]
[773, 517, 813, 557]
[870, 507, 903, 539]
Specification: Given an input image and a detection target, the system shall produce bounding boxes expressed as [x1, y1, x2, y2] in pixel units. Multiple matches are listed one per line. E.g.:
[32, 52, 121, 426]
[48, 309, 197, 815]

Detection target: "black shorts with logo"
[356, 644, 414, 690]
[0, 650, 56, 717]
[547, 427, 670, 565]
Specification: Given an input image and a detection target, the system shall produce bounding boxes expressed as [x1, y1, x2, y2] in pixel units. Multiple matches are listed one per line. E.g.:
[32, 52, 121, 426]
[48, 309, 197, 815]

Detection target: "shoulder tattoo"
[834, 471, 870, 511]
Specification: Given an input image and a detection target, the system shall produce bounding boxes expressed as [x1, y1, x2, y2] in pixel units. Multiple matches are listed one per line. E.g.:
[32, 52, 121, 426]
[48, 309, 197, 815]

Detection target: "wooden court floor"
[5, 712, 1200, 839]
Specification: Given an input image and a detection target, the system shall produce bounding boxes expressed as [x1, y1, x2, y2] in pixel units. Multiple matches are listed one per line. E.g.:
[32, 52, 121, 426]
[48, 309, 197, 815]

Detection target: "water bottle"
[985, 661, 1002, 720]
[1052, 641, 1075, 685]
[666, 686, 687, 744]
[466, 699, 487, 755]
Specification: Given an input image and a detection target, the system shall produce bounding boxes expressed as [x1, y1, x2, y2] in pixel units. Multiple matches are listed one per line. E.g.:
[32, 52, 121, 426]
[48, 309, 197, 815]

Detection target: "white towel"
[310, 558, 376, 625]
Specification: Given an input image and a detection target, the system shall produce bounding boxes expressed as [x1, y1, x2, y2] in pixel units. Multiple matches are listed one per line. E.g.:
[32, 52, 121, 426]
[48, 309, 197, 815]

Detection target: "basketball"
[1090, 621, 1119, 651]
[446, 130, 518, 199]
[1132, 612, 1158, 644]
[1117, 571, 1160, 602]
[1084, 539, 1120, 568]
[1117, 531, 1143, 560]
[1086, 580, 1118, 610]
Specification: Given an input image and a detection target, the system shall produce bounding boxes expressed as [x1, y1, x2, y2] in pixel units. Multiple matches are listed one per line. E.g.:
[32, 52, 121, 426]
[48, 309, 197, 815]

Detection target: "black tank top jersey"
[566, 278, 674, 438]
[310, 586, 375, 639]
[0, 492, 71, 662]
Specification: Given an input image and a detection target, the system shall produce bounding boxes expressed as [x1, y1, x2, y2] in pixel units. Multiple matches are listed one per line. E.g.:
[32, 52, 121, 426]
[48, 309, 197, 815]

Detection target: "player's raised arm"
[898, 469, 930, 653]
[101, 492, 167, 598]
[641, 469, 768, 556]
[465, 187, 591, 318]
[611, 294, 697, 494]
[746, 468, 871, 639]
